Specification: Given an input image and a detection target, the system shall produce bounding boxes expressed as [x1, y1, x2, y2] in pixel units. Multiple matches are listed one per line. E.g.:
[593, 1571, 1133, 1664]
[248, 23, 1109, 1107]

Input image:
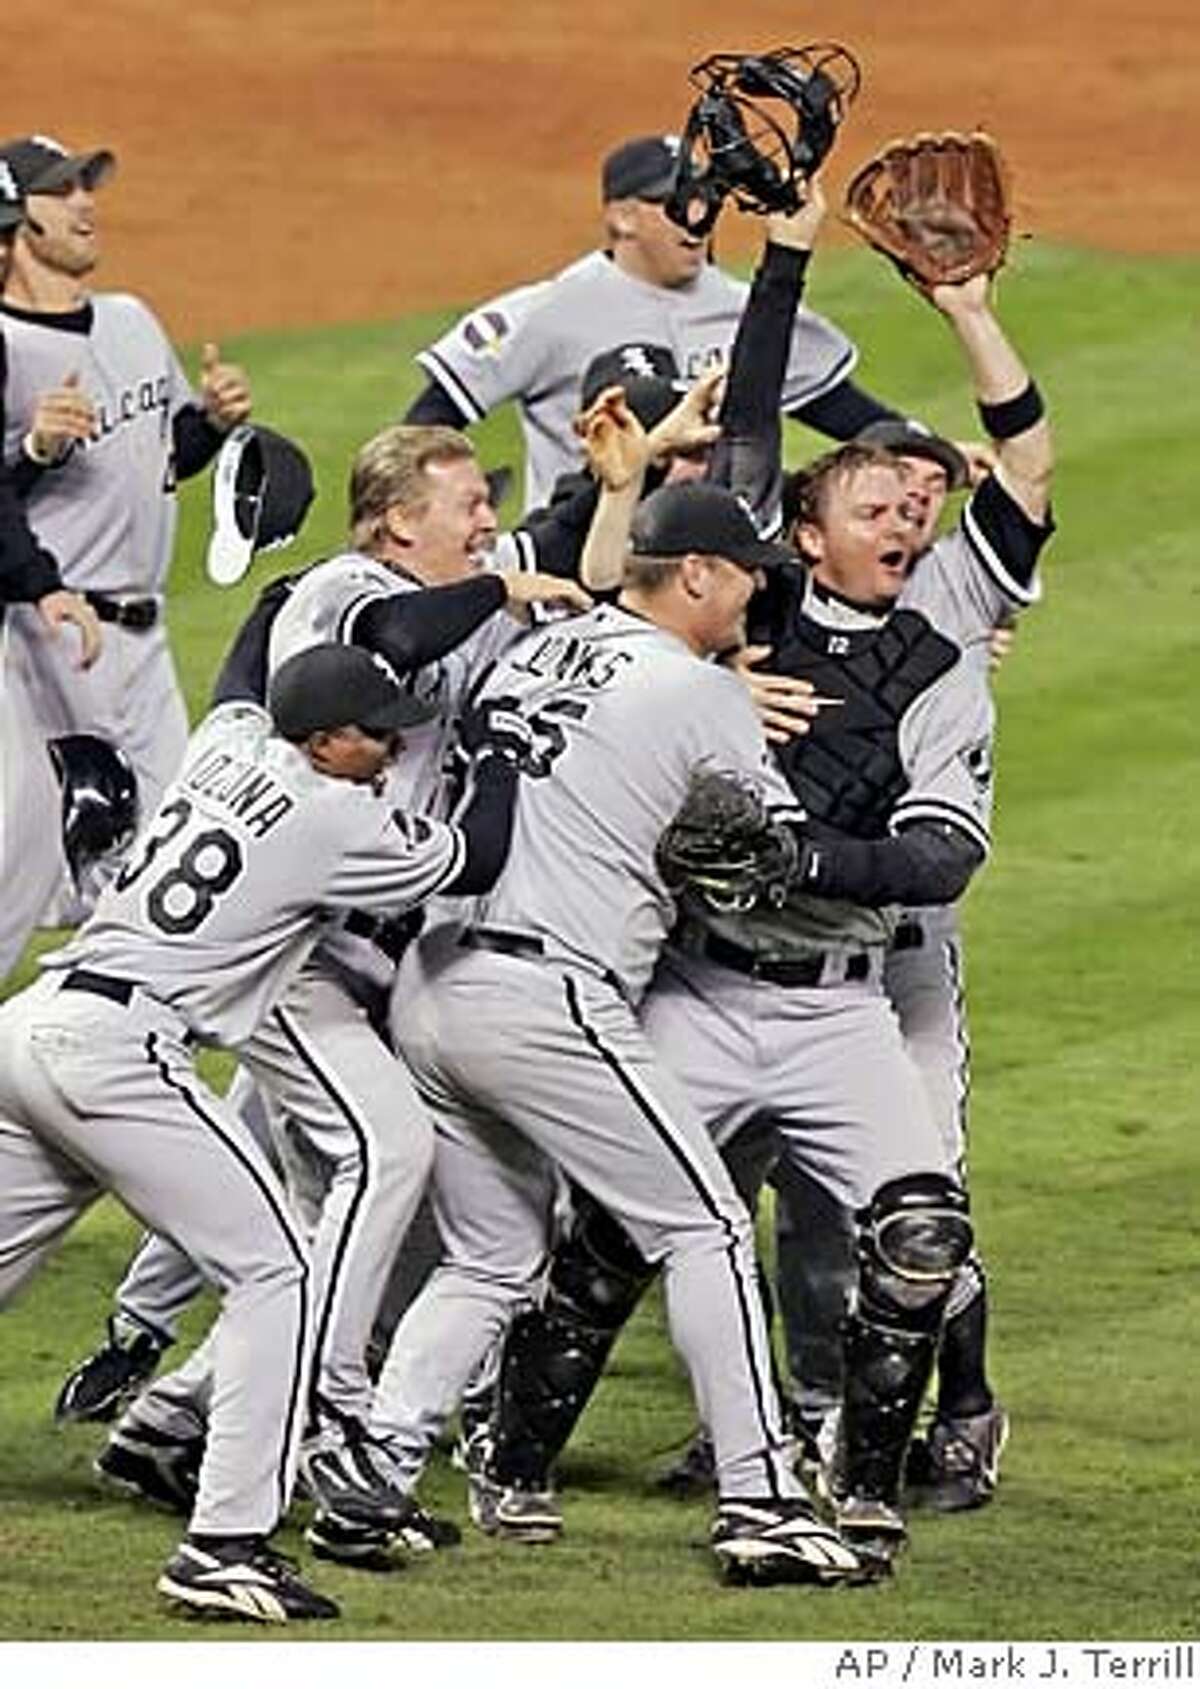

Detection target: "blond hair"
[349, 424, 475, 553]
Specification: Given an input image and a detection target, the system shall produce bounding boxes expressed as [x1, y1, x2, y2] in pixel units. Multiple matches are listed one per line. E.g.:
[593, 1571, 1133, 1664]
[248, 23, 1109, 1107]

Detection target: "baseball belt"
[84, 592, 159, 631]
[688, 928, 878, 988]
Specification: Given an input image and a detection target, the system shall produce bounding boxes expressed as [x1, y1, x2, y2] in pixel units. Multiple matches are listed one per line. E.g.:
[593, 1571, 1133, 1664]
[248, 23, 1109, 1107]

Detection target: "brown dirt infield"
[4, 0, 1198, 339]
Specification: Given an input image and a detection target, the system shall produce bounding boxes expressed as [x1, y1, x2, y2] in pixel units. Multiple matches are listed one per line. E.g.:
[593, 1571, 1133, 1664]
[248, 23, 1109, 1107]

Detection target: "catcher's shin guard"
[839, 1173, 972, 1505]
[488, 1192, 656, 1488]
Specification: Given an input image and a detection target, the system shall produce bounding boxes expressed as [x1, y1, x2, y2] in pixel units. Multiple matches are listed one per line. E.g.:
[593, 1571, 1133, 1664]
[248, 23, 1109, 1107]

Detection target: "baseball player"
[0, 133, 251, 971]
[767, 270, 1055, 1512]
[407, 133, 908, 510]
[75, 426, 590, 1561]
[0, 638, 531, 1621]
[1, 174, 105, 976]
[356, 478, 875, 1588]
[452, 191, 1046, 1564]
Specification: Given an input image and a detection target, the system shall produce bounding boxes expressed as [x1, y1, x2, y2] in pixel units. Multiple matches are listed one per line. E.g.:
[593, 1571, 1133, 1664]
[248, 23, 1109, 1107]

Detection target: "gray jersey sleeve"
[892, 657, 995, 857]
[416, 279, 558, 424]
[903, 471, 1050, 647]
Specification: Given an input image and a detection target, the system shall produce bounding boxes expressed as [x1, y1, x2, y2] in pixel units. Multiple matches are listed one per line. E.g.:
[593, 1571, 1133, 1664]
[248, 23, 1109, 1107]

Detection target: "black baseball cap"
[630, 482, 793, 573]
[269, 645, 438, 740]
[601, 134, 682, 202]
[0, 135, 115, 195]
[0, 163, 21, 231]
[581, 342, 688, 431]
[206, 424, 316, 586]
[856, 420, 970, 492]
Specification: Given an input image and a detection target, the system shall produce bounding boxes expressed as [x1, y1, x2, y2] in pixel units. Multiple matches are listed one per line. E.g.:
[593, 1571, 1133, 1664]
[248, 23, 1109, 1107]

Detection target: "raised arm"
[930, 274, 1053, 525]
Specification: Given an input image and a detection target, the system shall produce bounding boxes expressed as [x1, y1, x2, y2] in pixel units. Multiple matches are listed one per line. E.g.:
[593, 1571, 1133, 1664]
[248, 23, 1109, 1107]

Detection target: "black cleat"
[306, 1497, 460, 1571]
[712, 1496, 879, 1587]
[158, 1537, 339, 1623]
[55, 1318, 165, 1423]
[654, 1430, 716, 1498]
[906, 1404, 1009, 1512]
[95, 1421, 204, 1514]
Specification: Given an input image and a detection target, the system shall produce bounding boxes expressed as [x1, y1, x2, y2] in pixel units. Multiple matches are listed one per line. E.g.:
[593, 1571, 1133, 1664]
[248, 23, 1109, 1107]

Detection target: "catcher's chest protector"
[759, 603, 959, 838]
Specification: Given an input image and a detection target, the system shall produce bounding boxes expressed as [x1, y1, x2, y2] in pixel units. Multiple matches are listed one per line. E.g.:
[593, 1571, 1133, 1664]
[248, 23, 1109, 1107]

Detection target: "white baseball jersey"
[462, 604, 797, 1002]
[269, 550, 519, 821]
[45, 702, 468, 1047]
[1, 294, 194, 594]
[418, 250, 857, 509]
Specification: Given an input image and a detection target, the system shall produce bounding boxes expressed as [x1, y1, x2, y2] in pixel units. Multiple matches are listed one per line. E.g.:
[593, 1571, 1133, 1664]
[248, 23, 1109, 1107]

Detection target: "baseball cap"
[0, 161, 21, 231]
[601, 134, 682, 202]
[0, 134, 115, 195]
[269, 645, 438, 740]
[206, 424, 316, 587]
[581, 342, 688, 431]
[630, 482, 793, 573]
[856, 420, 970, 492]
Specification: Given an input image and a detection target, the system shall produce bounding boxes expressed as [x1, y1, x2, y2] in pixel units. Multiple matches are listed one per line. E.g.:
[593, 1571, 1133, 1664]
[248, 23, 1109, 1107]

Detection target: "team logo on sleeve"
[961, 739, 994, 793]
[460, 308, 513, 359]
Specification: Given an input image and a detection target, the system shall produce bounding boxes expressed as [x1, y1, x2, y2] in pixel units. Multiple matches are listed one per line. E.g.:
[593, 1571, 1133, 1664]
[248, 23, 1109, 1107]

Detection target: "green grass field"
[1, 243, 1196, 1644]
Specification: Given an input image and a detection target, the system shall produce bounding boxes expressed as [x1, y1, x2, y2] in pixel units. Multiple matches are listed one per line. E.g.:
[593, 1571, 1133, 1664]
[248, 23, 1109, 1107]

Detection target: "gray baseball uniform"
[107, 551, 526, 1438]
[0, 696, 471, 1539]
[370, 604, 805, 1504]
[0, 293, 200, 970]
[418, 250, 856, 510]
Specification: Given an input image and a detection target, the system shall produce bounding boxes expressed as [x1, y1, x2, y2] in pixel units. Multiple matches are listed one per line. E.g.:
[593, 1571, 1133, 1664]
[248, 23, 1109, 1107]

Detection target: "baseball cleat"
[158, 1537, 339, 1623]
[55, 1317, 166, 1423]
[306, 1498, 461, 1570]
[468, 1469, 563, 1543]
[95, 1420, 204, 1514]
[711, 1496, 881, 1587]
[835, 1493, 909, 1566]
[298, 1428, 418, 1528]
[654, 1429, 716, 1498]
[906, 1403, 1009, 1512]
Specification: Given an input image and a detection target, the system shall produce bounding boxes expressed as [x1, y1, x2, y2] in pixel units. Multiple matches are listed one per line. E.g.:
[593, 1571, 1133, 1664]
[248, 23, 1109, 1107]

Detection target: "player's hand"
[200, 341, 253, 430]
[36, 588, 103, 670]
[26, 371, 95, 462]
[647, 367, 724, 466]
[766, 174, 828, 252]
[954, 438, 998, 485]
[988, 620, 1017, 671]
[503, 571, 593, 620]
[731, 644, 843, 744]
[574, 385, 649, 490]
[929, 272, 994, 318]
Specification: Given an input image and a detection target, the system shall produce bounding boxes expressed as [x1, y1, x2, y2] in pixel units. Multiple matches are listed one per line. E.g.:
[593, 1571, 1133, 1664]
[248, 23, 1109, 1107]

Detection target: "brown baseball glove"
[842, 130, 1012, 295]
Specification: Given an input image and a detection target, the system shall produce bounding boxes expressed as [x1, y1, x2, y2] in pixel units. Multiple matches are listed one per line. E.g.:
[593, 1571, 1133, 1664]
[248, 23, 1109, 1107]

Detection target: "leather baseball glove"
[841, 130, 1012, 295]
[656, 768, 799, 914]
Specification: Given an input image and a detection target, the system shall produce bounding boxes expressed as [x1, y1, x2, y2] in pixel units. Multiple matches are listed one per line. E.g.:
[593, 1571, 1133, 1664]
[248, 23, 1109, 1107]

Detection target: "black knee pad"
[548, 1189, 656, 1334]
[858, 1172, 973, 1332]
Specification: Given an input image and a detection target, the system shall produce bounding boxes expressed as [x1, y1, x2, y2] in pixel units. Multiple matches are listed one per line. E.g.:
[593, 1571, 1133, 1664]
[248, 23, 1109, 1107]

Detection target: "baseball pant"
[0, 974, 312, 1537]
[373, 935, 798, 1503]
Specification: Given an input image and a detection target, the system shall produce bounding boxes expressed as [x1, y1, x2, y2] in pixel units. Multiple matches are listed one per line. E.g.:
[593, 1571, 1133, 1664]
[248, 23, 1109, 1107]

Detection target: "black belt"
[459, 928, 628, 998]
[344, 908, 424, 965]
[694, 930, 872, 988]
[891, 921, 925, 952]
[460, 927, 546, 962]
[84, 592, 159, 631]
[60, 968, 136, 1005]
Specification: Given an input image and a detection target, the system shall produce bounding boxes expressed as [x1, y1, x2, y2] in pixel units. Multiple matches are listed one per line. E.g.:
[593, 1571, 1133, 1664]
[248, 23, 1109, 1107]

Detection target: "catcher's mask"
[665, 44, 861, 237]
[47, 734, 139, 889]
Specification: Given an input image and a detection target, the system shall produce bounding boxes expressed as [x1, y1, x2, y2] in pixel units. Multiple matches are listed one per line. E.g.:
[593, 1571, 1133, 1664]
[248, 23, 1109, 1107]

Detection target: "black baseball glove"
[656, 767, 800, 914]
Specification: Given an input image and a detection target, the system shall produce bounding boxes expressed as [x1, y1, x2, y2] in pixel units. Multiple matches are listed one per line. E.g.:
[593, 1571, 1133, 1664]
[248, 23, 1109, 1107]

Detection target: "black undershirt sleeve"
[0, 336, 63, 606]
[404, 380, 472, 429]
[794, 818, 985, 907]
[172, 404, 227, 479]
[514, 471, 601, 579]
[352, 574, 507, 670]
[442, 754, 519, 895]
[209, 575, 298, 706]
[787, 378, 902, 440]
